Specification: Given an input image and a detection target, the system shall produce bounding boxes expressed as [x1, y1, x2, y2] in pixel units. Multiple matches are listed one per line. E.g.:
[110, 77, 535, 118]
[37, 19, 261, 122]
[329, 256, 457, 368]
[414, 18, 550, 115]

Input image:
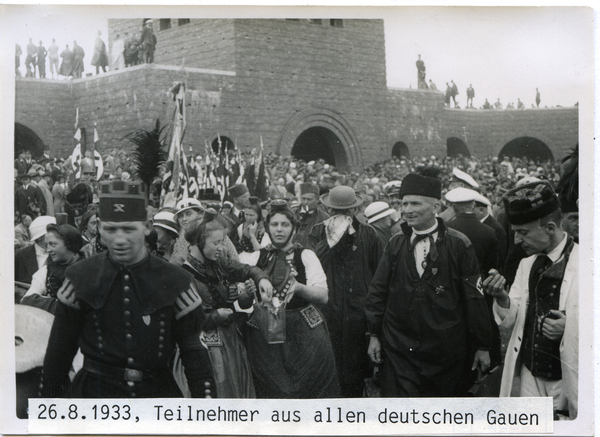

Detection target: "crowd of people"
[15, 20, 156, 80]
[14, 141, 579, 420]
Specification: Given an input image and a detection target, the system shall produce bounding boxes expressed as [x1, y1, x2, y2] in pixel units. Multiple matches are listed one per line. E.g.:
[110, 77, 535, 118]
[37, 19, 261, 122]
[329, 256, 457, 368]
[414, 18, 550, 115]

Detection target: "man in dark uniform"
[15, 171, 47, 218]
[473, 193, 508, 273]
[365, 173, 492, 397]
[310, 186, 383, 397]
[40, 180, 215, 398]
[294, 182, 329, 248]
[439, 167, 479, 222]
[445, 187, 501, 371]
[139, 20, 156, 64]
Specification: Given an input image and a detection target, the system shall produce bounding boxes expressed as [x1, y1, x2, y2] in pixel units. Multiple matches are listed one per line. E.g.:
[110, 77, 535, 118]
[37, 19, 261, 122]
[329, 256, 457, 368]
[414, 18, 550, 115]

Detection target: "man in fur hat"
[365, 173, 492, 397]
[484, 181, 579, 419]
[40, 180, 216, 398]
[294, 182, 329, 248]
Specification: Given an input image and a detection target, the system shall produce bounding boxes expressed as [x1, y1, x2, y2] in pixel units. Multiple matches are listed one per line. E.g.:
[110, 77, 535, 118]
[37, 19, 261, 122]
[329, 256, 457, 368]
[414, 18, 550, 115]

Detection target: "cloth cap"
[30, 216, 56, 241]
[399, 173, 442, 199]
[175, 198, 204, 216]
[98, 180, 148, 222]
[320, 186, 363, 210]
[502, 181, 561, 225]
[228, 183, 249, 199]
[445, 187, 479, 203]
[153, 210, 179, 235]
[300, 183, 319, 196]
[474, 193, 492, 207]
[452, 167, 479, 189]
[364, 202, 394, 224]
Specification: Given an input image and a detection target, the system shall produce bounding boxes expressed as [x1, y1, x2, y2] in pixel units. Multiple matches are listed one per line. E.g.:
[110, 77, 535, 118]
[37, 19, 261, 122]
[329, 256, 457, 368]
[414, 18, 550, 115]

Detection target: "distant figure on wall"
[416, 54, 428, 89]
[37, 41, 47, 79]
[450, 80, 459, 107]
[428, 79, 437, 90]
[59, 44, 73, 79]
[466, 84, 475, 108]
[110, 33, 125, 71]
[91, 31, 109, 75]
[140, 19, 157, 64]
[535, 88, 541, 108]
[72, 41, 85, 79]
[445, 83, 452, 107]
[25, 38, 37, 78]
[48, 39, 59, 79]
[15, 43, 22, 77]
[517, 98, 524, 109]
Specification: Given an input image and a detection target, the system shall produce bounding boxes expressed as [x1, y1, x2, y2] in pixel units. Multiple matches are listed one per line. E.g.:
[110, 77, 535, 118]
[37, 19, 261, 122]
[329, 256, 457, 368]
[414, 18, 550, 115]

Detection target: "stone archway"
[291, 127, 342, 166]
[392, 141, 410, 159]
[499, 137, 554, 162]
[446, 137, 471, 158]
[278, 108, 361, 171]
[15, 123, 45, 159]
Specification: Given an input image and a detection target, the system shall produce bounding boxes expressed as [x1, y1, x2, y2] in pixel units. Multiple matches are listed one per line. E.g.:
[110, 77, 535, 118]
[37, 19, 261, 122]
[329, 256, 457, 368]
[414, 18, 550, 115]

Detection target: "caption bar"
[30, 397, 553, 435]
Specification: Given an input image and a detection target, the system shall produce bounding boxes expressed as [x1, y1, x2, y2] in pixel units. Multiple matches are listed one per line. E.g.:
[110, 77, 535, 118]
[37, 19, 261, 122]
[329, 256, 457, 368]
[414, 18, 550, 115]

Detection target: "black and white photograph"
[1, 3, 595, 436]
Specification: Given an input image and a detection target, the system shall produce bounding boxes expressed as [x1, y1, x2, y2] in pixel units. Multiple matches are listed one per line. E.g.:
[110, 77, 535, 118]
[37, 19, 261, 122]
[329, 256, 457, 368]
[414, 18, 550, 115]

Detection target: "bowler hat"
[320, 186, 363, 210]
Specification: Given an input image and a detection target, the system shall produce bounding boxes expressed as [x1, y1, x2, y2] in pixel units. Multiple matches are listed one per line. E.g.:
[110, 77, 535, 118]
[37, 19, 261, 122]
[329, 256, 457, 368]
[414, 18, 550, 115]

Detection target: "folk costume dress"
[181, 254, 268, 398]
[244, 244, 341, 398]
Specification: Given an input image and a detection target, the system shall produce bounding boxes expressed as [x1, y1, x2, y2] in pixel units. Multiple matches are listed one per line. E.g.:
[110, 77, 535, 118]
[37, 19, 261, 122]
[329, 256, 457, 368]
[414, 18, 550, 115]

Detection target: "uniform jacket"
[493, 241, 578, 419]
[15, 184, 46, 217]
[447, 212, 498, 276]
[365, 218, 492, 377]
[15, 244, 39, 284]
[41, 251, 215, 398]
[483, 214, 508, 274]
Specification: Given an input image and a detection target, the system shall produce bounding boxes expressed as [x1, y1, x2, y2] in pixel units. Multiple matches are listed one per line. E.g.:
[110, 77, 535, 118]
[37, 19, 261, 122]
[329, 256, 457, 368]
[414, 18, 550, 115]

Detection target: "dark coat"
[294, 208, 329, 248]
[447, 212, 498, 276]
[310, 215, 383, 397]
[483, 214, 508, 274]
[15, 184, 46, 217]
[40, 252, 215, 398]
[15, 244, 39, 285]
[365, 219, 492, 397]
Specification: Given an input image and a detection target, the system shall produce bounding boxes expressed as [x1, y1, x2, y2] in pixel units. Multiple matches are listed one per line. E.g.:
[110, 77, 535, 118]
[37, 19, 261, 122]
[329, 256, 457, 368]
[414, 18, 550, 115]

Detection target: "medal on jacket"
[143, 315, 151, 326]
[421, 260, 428, 269]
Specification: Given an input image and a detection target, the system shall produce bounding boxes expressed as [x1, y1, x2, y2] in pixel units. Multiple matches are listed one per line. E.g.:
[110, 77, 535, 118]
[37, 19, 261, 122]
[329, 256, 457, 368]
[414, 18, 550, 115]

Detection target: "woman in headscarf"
[242, 200, 340, 398]
[20, 221, 84, 314]
[237, 196, 270, 264]
[177, 210, 273, 398]
[78, 210, 98, 244]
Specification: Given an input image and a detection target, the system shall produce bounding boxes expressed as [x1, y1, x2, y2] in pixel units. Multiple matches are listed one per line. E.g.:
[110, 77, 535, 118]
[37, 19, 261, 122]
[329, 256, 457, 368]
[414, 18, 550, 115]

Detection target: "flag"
[160, 82, 191, 208]
[93, 127, 104, 180]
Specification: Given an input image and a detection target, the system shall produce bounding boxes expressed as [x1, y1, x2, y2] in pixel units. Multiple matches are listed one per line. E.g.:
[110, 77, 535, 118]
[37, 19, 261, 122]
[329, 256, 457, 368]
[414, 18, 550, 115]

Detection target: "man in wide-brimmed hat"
[365, 173, 492, 397]
[309, 186, 383, 397]
[484, 181, 579, 419]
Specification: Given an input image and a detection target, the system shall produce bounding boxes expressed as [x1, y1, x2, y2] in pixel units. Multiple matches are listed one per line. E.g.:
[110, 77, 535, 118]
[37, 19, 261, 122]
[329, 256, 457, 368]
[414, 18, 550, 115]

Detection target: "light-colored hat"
[29, 216, 56, 241]
[452, 167, 479, 189]
[320, 186, 363, 210]
[474, 194, 491, 207]
[175, 198, 204, 216]
[364, 201, 394, 224]
[153, 210, 179, 235]
[445, 187, 479, 203]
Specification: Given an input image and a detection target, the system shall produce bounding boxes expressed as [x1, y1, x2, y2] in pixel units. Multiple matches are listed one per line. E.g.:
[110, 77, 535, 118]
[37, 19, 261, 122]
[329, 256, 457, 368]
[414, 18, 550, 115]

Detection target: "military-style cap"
[228, 183, 249, 198]
[98, 180, 148, 222]
[503, 181, 560, 225]
[452, 168, 479, 189]
[474, 193, 492, 207]
[300, 183, 319, 196]
[445, 187, 479, 203]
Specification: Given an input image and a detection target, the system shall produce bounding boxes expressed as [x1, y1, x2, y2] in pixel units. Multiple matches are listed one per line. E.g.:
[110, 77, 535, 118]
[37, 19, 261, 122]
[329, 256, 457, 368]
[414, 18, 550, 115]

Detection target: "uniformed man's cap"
[452, 168, 479, 189]
[503, 181, 560, 225]
[445, 187, 479, 203]
[300, 183, 319, 196]
[98, 180, 147, 222]
[474, 194, 492, 207]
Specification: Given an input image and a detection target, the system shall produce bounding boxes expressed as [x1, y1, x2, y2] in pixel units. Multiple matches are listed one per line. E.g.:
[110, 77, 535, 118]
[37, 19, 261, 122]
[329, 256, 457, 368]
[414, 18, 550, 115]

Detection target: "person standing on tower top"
[416, 54, 428, 89]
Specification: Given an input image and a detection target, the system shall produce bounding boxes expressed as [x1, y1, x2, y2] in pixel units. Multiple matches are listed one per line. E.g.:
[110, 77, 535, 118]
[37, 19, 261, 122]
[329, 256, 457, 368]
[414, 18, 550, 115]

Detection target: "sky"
[5, 6, 593, 109]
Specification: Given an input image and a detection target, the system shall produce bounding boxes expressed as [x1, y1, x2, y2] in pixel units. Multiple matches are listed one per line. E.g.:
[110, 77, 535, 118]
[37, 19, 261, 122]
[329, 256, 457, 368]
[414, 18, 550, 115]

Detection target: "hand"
[368, 336, 383, 364]
[226, 283, 238, 303]
[246, 222, 258, 237]
[538, 310, 566, 341]
[472, 349, 490, 373]
[215, 308, 234, 324]
[258, 278, 273, 303]
[244, 279, 257, 299]
[483, 269, 509, 307]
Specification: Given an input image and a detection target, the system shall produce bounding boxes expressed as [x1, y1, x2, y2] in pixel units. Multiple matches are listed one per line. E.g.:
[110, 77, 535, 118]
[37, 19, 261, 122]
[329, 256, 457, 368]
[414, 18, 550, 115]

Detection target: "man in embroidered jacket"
[40, 180, 215, 398]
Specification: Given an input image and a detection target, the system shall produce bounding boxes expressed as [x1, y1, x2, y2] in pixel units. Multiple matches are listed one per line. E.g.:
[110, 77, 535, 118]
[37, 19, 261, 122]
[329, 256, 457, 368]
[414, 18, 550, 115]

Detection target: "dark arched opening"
[15, 123, 45, 159]
[446, 137, 471, 158]
[211, 136, 235, 154]
[392, 141, 410, 159]
[291, 127, 347, 168]
[499, 137, 554, 162]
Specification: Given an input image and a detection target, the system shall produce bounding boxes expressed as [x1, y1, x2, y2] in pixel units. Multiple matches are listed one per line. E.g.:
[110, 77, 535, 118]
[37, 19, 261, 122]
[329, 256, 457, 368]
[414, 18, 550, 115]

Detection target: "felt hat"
[503, 181, 561, 225]
[228, 183, 249, 199]
[364, 201, 394, 224]
[320, 186, 363, 210]
[445, 187, 479, 203]
[300, 183, 319, 196]
[98, 180, 148, 222]
[399, 173, 442, 199]
[452, 167, 479, 189]
[152, 210, 179, 235]
[29, 216, 56, 241]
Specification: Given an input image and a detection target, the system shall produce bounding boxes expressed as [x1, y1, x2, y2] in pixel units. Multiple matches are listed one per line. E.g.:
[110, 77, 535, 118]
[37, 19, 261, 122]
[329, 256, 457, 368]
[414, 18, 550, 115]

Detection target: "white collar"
[545, 233, 569, 263]
[412, 221, 439, 236]
[480, 213, 490, 223]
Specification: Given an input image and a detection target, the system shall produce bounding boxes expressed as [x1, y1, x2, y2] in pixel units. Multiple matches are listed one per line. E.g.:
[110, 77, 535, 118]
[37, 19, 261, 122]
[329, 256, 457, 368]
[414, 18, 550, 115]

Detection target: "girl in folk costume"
[243, 200, 340, 398]
[177, 210, 273, 398]
[237, 196, 271, 264]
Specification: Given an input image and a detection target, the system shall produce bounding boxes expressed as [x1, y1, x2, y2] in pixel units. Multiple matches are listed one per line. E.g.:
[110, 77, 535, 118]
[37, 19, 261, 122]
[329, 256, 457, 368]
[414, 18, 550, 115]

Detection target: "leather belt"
[83, 358, 159, 382]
